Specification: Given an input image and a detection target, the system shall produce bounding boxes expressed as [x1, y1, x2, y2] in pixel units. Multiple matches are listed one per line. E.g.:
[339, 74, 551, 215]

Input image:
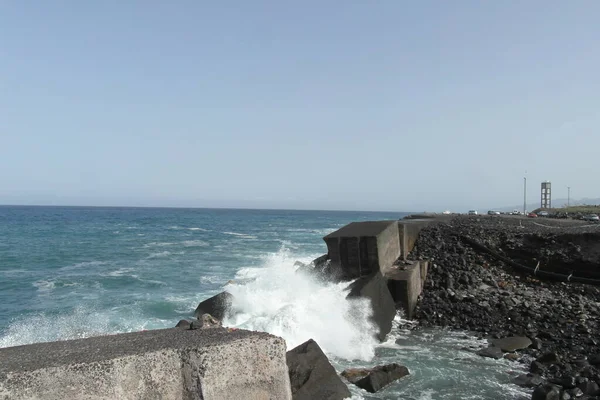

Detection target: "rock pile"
[412, 216, 600, 399]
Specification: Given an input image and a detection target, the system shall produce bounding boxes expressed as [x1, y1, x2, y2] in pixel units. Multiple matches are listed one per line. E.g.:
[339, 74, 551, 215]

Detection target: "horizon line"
[0, 203, 418, 214]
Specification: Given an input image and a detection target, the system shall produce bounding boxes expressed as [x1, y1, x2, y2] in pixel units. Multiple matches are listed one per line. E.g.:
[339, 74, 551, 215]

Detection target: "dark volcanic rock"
[512, 373, 544, 388]
[477, 346, 504, 359]
[411, 216, 600, 394]
[341, 364, 410, 393]
[532, 384, 561, 400]
[286, 339, 351, 400]
[346, 271, 396, 341]
[194, 291, 233, 320]
[538, 353, 560, 364]
[578, 380, 600, 396]
[175, 319, 191, 329]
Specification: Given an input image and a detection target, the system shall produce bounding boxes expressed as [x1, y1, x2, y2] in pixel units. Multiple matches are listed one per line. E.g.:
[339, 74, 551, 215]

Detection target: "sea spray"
[223, 247, 379, 361]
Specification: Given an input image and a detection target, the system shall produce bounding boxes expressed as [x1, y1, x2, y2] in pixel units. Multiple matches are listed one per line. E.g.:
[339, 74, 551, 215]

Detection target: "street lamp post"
[567, 187, 571, 208]
[523, 176, 527, 215]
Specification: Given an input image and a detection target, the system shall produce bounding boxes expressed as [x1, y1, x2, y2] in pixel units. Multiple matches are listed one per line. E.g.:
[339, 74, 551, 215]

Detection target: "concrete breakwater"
[0, 328, 291, 400]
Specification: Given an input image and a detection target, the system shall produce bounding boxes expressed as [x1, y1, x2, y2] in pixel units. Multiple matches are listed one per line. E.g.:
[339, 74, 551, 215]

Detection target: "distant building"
[541, 181, 551, 209]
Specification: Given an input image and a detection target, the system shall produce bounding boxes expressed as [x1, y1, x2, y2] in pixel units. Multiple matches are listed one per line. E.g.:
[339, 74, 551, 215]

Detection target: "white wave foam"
[60, 260, 107, 271]
[223, 247, 378, 361]
[33, 280, 55, 292]
[144, 242, 176, 248]
[187, 227, 208, 231]
[182, 240, 209, 247]
[105, 268, 136, 277]
[0, 307, 168, 349]
[147, 251, 172, 259]
[223, 231, 258, 239]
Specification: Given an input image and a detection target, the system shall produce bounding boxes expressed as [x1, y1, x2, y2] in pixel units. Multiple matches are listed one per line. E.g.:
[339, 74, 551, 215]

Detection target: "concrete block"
[0, 328, 291, 400]
[384, 261, 422, 319]
[398, 219, 437, 260]
[347, 271, 396, 341]
[323, 221, 400, 280]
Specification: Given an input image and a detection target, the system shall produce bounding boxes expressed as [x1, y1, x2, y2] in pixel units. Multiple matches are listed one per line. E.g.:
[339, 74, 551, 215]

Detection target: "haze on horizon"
[1, 2, 599, 212]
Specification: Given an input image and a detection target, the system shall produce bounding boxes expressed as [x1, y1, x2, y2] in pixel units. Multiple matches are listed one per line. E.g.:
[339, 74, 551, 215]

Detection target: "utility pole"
[567, 186, 571, 208]
[523, 176, 527, 215]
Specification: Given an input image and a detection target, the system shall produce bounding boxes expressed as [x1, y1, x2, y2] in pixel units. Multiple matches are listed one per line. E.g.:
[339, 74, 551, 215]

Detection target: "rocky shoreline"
[411, 216, 600, 399]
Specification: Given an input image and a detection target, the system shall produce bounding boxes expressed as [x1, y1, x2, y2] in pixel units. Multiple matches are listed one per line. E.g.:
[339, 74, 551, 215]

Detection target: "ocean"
[0, 206, 529, 399]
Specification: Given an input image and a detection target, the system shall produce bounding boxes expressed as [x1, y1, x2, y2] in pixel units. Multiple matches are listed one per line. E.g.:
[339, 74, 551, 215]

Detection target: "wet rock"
[175, 319, 191, 329]
[477, 346, 504, 360]
[194, 291, 233, 320]
[532, 384, 561, 400]
[341, 364, 410, 394]
[513, 373, 544, 388]
[346, 271, 396, 341]
[531, 361, 547, 374]
[286, 339, 351, 400]
[492, 336, 532, 352]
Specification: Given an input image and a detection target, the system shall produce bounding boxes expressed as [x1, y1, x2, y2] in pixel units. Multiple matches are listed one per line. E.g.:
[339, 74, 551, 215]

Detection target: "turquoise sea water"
[0, 206, 529, 399]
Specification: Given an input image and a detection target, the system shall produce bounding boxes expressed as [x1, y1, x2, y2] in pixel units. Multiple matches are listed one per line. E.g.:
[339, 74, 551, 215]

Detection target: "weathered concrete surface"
[398, 219, 438, 260]
[384, 261, 426, 319]
[324, 221, 400, 280]
[347, 271, 396, 341]
[0, 328, 291, 400]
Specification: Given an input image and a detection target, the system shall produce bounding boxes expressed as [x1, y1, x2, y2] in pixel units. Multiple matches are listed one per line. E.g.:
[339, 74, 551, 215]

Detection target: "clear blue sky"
[1, 1, 599, 211]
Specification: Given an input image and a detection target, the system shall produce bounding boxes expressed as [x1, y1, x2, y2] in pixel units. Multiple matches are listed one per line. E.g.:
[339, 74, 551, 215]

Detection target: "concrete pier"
[0, 328, 292, 400]
[324, 221, 400, 280]
[323, 218, 435, 319]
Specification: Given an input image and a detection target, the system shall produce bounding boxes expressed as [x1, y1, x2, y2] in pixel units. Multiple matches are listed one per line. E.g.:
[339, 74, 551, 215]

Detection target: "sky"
[1, 1, 599, 212]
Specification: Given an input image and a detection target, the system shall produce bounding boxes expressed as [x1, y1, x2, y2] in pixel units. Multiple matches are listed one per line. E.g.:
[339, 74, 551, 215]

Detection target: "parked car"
[583, 214, 600, 222]
[468, 210, 478, 215]
[528, 212, 538, 218]
[538, 211, 550, 217]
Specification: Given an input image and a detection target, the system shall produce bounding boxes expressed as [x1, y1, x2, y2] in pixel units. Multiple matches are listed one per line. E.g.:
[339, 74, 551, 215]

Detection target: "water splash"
[223, 247, 379, 361]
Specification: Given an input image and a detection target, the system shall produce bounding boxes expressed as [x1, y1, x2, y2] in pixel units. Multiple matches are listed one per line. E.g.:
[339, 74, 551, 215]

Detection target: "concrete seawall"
[321, 218, 439, 319]
[0, 328, 292, 400]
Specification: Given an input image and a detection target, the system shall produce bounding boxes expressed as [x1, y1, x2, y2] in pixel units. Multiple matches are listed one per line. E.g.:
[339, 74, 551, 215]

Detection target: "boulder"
[531, 361, 547, 374]
[588, 354, 600, 366]
[175, 320, 191, 329]
[538, 352, 560, 364]
[190, 313, 222, 330]
[346, 271, 396, 341]
[477, 346, 504, 359]
[512, 373, 544, 388]
[491, 336, 532, 352]
[532, 384, 561, 400]
[286, 339, 351, 400]
[341, 364, 409, 393]
[578, 381, 600, 396]
[194, 291, 233, 320]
